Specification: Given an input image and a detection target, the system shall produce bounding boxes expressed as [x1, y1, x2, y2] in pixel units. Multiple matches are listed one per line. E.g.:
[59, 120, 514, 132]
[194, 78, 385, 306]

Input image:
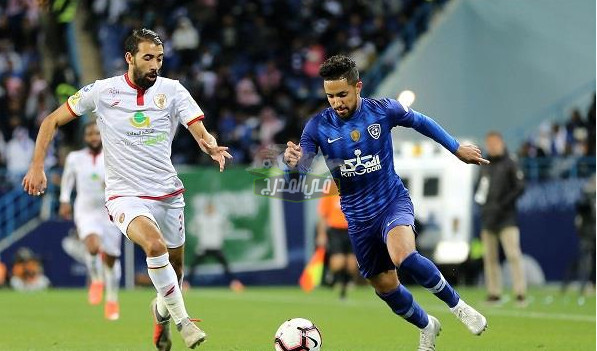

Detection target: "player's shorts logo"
[367, 123, 381, 140]
[129, 112, 151, 128]
[154, 93, 167, 109]
[350, 130, 360, 142]
[340, 149, 382, 177]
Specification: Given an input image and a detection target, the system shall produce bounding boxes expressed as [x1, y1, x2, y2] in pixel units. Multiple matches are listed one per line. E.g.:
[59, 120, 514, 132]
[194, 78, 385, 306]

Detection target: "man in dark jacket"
[474, 131, 526, 305]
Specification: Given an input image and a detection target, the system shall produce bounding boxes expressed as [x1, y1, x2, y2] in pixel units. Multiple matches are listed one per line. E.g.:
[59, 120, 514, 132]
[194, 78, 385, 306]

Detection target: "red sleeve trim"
[65, 101, 79, 117]
[186, 115, 205, 127]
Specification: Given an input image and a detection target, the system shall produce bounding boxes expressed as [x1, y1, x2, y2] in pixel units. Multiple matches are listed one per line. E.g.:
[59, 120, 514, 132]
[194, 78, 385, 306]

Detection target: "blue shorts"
[347, 194, 415, 279]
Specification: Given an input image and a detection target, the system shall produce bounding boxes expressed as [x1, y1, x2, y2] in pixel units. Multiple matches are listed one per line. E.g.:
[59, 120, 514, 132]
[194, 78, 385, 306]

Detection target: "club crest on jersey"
[129, 112, 151, 128]
[340, 149, 382, 177]
[154, 93, 167, 109]
[350, 130, 360, 142]
[367, 123, 381, 139]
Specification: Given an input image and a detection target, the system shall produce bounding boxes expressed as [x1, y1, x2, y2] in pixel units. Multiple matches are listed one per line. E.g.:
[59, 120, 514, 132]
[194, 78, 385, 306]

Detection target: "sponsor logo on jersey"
[327, 136, 342, 144]
[68, 91, 82, 107]
[350, 130, 360, 142]
[154, 93, 167, 109]
[82, 83, 94, 92]
[129, 112, 151, 128]
[340, 149, 382, 177]
[367, 123, 381, 139]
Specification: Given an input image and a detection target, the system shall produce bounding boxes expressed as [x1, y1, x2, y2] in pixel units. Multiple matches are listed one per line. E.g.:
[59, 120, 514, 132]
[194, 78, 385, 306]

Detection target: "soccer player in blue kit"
[284, 55, 489, 351]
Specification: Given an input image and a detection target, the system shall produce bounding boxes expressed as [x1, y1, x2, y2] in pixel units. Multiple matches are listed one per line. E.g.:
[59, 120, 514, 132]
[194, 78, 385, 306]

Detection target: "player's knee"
[85, 236, 101, 255]
[145, 239, 168, 257]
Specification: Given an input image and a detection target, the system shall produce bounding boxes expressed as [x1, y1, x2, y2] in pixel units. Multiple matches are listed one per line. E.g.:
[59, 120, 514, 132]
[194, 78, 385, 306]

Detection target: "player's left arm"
[174, 82, 232, 171]
[388, 99, 488, 165]
[187, 121, 232, 172]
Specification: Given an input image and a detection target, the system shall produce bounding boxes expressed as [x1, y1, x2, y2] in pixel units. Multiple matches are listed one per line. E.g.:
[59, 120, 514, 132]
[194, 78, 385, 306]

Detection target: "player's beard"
[87, 142, 102, 154]
[132, 66, 159, 90]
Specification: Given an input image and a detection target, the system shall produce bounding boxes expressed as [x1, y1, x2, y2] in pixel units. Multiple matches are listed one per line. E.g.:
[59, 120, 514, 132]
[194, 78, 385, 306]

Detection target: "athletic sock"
[400, 251, 460, 308]
[85, 252, 103, 283]
[147, 253, 189, 325]
[156, 264, 186, 319]
[104, 259, 121, 302]
[376, 284, 429, 329]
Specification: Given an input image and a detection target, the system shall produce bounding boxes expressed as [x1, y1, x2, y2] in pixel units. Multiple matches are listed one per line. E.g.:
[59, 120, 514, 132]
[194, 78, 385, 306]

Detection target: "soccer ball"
[274, 318, 322, 351]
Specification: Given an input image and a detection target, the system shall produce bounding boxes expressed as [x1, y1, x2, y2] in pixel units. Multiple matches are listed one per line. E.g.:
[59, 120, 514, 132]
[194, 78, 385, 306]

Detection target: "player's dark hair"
[124, 28, 163, 56]
[83, 119, 97, 130]
[319, 55, 359, 85]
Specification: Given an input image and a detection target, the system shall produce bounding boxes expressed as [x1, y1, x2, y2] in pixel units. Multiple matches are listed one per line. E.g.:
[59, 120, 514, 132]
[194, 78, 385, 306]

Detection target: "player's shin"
[104, 259, 121, 302]
[85, 252, 104, 282]
[147, 253, 190, 326]
[400, 251, 460, 308]
[376, 284, 429, 329]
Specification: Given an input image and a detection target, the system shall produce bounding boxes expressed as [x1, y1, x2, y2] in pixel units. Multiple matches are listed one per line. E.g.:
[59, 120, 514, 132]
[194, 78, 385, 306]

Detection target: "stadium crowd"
[82, 0, 445, 165]
[0, 0, 593, 188]
[518, 94, 596, 159]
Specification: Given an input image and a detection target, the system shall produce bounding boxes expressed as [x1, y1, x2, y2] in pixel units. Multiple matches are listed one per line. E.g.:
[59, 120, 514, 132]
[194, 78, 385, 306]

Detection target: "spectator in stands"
[587, 93, 595, 156]
[9, 247, 50, 292]
[171, 17, 200, 69]
[474, 131, 527, 306]
[5, 126, 34, 186]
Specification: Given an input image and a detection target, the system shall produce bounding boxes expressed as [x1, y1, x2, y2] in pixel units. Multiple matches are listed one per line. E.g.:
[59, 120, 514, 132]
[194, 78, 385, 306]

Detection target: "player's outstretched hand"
[22, 166, 47, 196]
[284, 141, 302, 168]
[455, 144, 490, 165]
[199, 139, 233, 172]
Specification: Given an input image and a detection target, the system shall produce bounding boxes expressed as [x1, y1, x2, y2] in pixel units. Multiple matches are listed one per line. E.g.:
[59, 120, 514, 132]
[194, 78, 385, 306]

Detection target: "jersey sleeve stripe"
[186, 115, 205, 127]
[65, 101, 80, 117]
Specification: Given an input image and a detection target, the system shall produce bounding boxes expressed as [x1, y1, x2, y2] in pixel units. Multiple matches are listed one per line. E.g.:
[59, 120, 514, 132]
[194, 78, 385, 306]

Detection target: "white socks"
[104, 259, 121, 302]
[85, 252, 103, 283]
[147, 253, 189, 325]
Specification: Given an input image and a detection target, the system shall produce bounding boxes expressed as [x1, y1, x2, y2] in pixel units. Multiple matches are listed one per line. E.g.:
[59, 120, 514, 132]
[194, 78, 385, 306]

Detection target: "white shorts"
[105, 195, 186, 248]
[74, 210, 122, 257]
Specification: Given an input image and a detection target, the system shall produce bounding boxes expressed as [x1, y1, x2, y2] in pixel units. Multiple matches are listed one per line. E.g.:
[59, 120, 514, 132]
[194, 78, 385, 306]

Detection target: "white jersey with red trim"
[66, 74, 204, 200]
[59, 148, 107, 214]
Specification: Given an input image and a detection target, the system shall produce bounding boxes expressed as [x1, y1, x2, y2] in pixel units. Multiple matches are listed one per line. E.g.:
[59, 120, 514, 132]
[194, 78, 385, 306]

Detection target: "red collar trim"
[124, 72, 143, 91]
[124, 73, 146, 106]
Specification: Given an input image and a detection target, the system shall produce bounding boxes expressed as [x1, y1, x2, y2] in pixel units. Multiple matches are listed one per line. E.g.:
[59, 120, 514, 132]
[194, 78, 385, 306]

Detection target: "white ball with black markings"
[274, 318, 322, 351]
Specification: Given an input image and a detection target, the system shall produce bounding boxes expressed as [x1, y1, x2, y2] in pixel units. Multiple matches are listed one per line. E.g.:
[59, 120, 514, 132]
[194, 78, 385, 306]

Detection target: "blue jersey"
[299, 97, 459, 223]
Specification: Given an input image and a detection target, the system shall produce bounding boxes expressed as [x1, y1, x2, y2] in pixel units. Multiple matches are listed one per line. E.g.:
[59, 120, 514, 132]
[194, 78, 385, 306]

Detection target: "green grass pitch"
[1, 286, 594, 350]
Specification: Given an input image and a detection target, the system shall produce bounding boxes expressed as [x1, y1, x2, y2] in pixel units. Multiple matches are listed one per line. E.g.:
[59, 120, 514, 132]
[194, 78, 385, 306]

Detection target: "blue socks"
[400, 251, 460, 308]
[377, 284, 429, 329]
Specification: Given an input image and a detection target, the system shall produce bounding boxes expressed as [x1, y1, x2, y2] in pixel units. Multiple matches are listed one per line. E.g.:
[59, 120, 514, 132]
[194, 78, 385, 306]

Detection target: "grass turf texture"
[1, 286, 594, 351]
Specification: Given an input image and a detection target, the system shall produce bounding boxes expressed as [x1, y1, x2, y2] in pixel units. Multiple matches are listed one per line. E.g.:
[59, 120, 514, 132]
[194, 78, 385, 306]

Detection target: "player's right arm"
[58, 153, 76, 219]
[283, 118, 319, 172]
[22, 103, 78, 196]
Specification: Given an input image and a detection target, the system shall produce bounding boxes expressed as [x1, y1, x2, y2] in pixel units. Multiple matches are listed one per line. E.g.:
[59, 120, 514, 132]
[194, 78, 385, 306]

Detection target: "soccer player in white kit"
[59, 120, 122, 320]
[22, 28, 231, 350]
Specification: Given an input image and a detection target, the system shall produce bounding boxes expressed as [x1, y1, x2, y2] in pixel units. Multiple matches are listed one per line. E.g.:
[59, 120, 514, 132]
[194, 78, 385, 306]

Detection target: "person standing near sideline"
[22, 28, 231, 350]
[474, 131, 526, 305]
